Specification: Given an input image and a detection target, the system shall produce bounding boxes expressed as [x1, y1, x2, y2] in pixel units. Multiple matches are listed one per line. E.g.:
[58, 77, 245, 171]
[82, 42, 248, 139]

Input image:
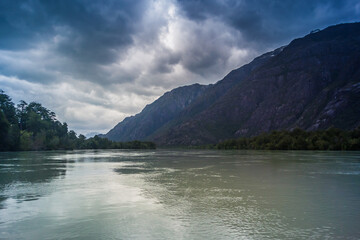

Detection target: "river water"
[0, 150, 359, 239]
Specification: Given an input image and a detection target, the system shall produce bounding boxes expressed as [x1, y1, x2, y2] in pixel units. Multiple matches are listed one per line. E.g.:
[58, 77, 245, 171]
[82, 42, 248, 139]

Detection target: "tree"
[0, 110, 10, 150]
[0, 90, 157, 151]
[0, 90, 17, 124]
[19, 131, 32, 151]
[17, 100, 28, 130]
[6, 124, 20, 150]
[26, 111, 43, 134]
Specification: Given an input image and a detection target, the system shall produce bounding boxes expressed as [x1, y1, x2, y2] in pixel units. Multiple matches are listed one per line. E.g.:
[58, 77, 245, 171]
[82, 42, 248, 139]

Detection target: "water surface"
[0, 150, 359, 239]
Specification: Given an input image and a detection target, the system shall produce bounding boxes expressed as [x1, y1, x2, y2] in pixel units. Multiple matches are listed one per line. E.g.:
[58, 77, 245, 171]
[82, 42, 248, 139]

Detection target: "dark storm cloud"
[178, 26, 240, 76]
[42, 0, 146, 64]
[0, 0, 48, 50]
[1, 0, 358, 83]
[149, 49, 181, 74]
[177, 0, 360, 46]
[0, 0, 148, 83]
[0, 0, 145, 54]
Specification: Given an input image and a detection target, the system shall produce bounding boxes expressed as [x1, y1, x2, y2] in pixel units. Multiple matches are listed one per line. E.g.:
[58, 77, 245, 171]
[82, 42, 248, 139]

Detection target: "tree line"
[0, 90, 155, 151]
[215, 128, 360, 150]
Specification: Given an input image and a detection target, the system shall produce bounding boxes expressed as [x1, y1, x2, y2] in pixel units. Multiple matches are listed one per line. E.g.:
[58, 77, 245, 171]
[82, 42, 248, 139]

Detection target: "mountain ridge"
[105, 22, 360, 145]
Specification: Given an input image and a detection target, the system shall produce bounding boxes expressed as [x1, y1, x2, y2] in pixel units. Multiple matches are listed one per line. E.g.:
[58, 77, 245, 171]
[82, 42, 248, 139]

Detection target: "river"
[0, 150, 359, 239]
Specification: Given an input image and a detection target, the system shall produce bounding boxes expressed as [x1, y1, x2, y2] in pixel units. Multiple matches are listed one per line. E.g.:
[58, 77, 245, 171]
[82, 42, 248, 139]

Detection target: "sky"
[0, 0, 359, 136]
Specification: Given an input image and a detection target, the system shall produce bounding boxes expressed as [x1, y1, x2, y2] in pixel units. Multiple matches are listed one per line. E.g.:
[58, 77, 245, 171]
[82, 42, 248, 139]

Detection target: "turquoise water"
[0, 150, 359, 239]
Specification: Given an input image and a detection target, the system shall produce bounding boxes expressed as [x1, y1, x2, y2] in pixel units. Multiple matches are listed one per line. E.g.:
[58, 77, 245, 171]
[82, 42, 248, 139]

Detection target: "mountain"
[105, 23, 360, 145]
[85, 132, 103, 138]
[105, 83, 208, 141]
[105, 46, 281, 142]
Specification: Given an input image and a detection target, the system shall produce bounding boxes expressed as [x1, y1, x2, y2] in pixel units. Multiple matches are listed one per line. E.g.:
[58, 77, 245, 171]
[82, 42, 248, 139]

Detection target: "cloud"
[176, 0, 360, 46]
[0, 0, 358, 134]
[0, 74, 157, 134]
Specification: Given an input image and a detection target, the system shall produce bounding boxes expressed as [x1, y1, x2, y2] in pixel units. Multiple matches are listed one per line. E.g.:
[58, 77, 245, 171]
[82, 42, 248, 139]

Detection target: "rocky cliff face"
[105, 83, 208, 141]
[105, 23, 360, 145]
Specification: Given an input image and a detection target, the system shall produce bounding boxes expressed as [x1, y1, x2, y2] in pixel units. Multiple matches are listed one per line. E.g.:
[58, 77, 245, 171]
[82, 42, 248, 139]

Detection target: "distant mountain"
[85, 132, 102, 138]
[105, 23, 360, 145]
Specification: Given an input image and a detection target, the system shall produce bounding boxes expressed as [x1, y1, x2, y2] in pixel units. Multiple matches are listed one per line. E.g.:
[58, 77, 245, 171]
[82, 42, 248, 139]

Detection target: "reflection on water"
[0, 152, 67, 185]
[0, 150, 359, 239]
[114, 168, 156, 174]
[0, 151, 67, 208]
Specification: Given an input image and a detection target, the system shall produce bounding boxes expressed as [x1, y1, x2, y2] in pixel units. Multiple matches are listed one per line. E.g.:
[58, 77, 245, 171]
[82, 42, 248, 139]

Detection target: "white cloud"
[0, 75, 155, 135]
